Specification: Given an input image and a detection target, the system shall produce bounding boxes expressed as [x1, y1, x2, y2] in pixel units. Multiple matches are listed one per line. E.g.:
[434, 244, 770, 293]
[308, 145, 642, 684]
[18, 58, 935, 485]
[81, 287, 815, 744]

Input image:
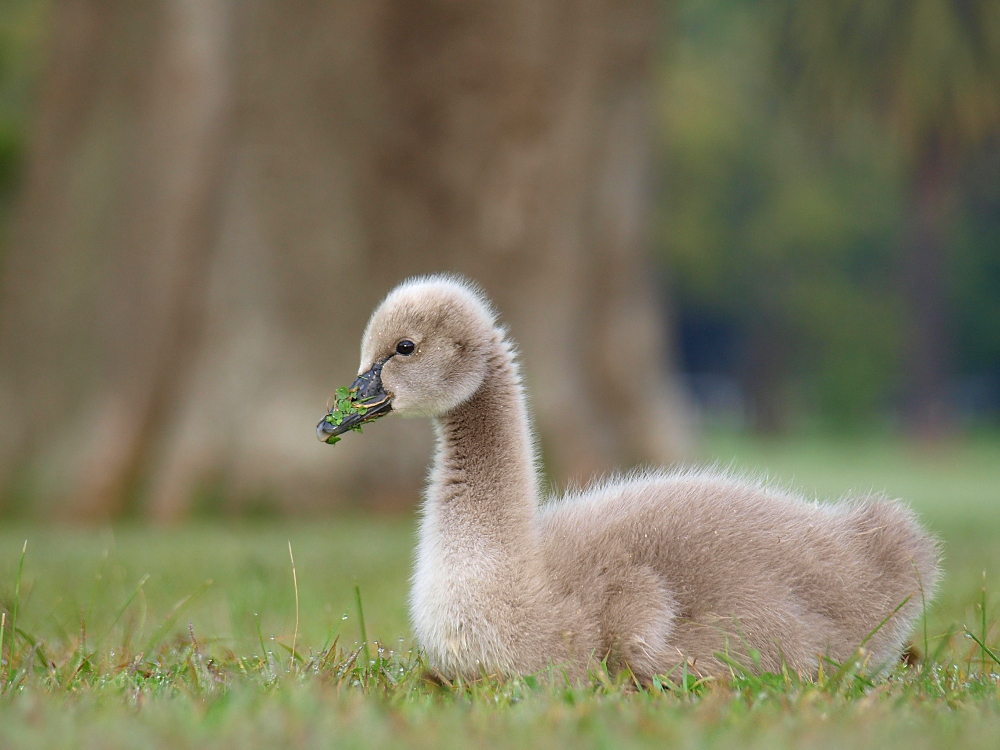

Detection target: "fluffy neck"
[413, 332, 561, 677]
[425, 334, 539, 547]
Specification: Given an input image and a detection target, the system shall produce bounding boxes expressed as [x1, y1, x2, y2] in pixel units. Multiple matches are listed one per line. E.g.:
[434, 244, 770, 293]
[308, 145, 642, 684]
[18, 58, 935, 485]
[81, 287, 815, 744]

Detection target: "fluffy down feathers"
[346, 275, 940, 682]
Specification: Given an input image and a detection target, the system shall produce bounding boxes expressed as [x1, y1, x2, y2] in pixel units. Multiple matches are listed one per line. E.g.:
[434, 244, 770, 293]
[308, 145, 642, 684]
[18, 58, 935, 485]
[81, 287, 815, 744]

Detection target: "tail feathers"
[845, 498, 940, 666]
[848, 499, 940, 599]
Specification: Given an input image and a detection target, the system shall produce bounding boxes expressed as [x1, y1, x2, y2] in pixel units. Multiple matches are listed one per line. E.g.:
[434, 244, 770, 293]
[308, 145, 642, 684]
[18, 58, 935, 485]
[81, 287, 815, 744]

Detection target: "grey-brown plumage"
[327, 275, 940, 682]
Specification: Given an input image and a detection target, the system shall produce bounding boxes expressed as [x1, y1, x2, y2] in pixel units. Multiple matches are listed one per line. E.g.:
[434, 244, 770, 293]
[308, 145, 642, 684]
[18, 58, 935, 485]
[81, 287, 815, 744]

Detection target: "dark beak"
[316, 358, 393, 443]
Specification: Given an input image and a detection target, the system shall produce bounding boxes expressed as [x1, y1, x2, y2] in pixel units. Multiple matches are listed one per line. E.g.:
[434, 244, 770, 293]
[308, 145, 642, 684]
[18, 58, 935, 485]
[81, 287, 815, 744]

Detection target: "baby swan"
[318, 275, 940, 682]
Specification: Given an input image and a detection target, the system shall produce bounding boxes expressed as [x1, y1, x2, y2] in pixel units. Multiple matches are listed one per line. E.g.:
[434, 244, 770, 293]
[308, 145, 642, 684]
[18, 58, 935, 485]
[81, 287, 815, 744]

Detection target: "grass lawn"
[1, 432, 999, 748]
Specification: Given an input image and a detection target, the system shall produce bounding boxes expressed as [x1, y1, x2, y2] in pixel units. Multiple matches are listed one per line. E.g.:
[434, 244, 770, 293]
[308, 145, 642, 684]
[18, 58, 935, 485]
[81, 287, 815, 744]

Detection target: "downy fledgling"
[318, 275, 940, 683]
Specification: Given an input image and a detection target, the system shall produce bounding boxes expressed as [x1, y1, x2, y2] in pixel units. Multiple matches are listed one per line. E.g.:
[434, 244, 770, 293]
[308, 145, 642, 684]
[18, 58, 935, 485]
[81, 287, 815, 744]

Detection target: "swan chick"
[317, 275, 940, 682]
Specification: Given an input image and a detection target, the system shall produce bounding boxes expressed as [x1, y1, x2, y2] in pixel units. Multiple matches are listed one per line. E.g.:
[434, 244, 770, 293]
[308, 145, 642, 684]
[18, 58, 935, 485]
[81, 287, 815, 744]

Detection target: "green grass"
[1, 433, 999, 748]
[700, 430, 1000, 527]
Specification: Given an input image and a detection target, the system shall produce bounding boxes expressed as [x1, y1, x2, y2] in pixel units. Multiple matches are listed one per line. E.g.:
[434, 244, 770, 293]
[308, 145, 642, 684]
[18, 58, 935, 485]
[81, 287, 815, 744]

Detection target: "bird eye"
[396, 339, 415, 355]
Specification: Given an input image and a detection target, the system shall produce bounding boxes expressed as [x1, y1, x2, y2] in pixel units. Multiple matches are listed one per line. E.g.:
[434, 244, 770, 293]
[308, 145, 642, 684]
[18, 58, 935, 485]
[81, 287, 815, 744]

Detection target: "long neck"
[425, 336, 539, 548]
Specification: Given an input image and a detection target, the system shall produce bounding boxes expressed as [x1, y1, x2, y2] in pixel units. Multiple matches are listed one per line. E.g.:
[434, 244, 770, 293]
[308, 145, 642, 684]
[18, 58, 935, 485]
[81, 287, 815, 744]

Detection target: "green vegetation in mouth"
[324, 386, 371, 444]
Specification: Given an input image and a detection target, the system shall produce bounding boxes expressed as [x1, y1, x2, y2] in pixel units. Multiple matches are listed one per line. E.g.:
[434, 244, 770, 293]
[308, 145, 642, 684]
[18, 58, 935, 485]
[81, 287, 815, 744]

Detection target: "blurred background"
[0, 0, 997, 522]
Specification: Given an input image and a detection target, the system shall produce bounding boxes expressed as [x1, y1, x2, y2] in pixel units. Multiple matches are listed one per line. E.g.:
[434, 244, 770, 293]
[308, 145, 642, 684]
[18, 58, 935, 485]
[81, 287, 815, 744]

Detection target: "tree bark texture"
[0, 0, 691, 520]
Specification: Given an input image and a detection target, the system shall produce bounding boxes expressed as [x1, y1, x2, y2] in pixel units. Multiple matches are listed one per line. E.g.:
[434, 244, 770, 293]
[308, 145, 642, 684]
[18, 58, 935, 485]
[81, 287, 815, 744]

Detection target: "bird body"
[319, 275, 940, 682]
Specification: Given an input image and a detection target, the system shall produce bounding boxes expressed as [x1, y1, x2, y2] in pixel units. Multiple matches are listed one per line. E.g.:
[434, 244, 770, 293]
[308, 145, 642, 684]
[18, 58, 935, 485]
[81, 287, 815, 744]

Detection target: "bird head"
[317, 275, 498, 444]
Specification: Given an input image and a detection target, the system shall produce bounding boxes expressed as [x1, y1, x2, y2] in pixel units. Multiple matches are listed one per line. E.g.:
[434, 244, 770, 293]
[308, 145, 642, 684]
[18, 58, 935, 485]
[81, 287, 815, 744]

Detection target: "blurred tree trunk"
[742, 322, 789, 433]
[0, 0, 234, 518]
[901, 135, 955, 437]
[0, 0, 691, 520]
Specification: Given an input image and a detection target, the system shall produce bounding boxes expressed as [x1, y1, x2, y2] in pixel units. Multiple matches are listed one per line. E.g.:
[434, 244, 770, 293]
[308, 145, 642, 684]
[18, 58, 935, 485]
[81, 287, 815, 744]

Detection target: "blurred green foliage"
[778, 1, 1000, 159]
[955, 156, 1000, 381]
[657, 0, 1000, 429]
[657, 1, 902, 427]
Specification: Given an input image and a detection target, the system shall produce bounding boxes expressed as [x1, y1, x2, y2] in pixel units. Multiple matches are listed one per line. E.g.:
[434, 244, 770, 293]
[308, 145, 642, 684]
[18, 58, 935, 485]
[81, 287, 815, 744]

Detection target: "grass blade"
[964, 629, 1000, 669]
[913, 560, 929, 668]
[98, 574, 150, 647]
[319, 616, 344, 656]
[289, 541, 299, 666]
[713, 651, 754, 680]
[355, 582, 370, 666]
[255, 613, 268, 662]
[9, 541, 26, 657]
[822, 594, 913, 687]
[828, 594, 913, 687]
[143, 580, 213, 655]
[858, 595, 911, 652]
[981, 571, 988, 675]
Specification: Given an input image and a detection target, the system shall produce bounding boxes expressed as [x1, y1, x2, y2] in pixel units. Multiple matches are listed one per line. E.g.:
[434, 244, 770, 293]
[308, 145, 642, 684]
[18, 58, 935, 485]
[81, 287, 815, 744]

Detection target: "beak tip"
[316, 420, 334, 442]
